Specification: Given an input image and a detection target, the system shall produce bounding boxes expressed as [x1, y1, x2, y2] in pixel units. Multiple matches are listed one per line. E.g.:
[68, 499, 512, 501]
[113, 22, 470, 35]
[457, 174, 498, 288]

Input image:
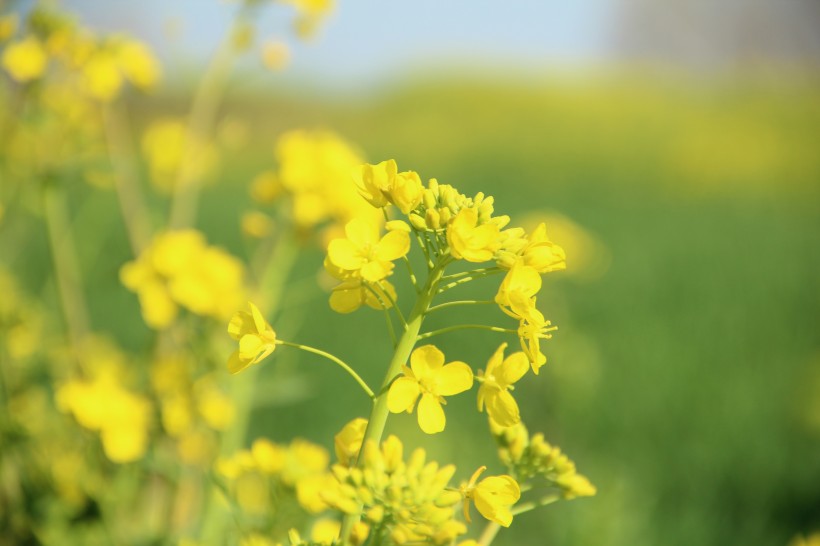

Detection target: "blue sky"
[64, 0, 617, 86]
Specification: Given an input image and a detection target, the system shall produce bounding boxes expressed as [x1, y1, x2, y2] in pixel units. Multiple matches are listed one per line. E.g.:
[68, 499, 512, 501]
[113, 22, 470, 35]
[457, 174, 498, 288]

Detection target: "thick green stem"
[338, 262, 446, 544]
[477, 522, 501, 546]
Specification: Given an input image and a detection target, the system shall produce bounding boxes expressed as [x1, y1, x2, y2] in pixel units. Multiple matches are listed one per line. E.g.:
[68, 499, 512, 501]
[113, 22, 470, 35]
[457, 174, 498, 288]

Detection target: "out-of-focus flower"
[242, 211, 274, 238]
[387, 345, 473, 434]
[2, 37, 48, 81]
[261, 40, 290, 71]
[227, 302, 277, 374]
[334, 417, 367, 465]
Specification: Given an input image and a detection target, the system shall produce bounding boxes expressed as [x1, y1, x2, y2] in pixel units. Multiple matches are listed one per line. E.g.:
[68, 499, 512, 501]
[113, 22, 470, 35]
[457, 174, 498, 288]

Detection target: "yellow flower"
[495, 261, 542, 318]
[388, 170, 424, 214]
[241, 211, 274, 238]
[0, 14, 19, 42]
[334, 417, 367, 465]
[353, 159, 396, 208]
[327, 218, 410, 283]
[325, 257, 399, 314]
[57, 374, 152, 463]
[262, 40, 290, 71]
[387, 345, 473, 434]
[82, 51, 123, 101]
[2, 37, 48, 82]
[460, 466, 520, 527]
[447, 208, 501, 263]
[117, 39, 161, 89]
[521, 223, 566, 273]
[517, 304, 557, 374]
[477, 343, 529, 427]
[227, 302, 277, 374]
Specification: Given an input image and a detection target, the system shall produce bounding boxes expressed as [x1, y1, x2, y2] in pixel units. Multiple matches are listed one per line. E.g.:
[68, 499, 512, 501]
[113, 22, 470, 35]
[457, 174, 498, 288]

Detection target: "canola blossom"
[0, 3, 594, 544]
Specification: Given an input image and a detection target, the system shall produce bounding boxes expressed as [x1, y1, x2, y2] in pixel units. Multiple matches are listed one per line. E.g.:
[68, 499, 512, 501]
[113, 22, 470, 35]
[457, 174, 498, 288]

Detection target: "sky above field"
[63, 0, 616, 86]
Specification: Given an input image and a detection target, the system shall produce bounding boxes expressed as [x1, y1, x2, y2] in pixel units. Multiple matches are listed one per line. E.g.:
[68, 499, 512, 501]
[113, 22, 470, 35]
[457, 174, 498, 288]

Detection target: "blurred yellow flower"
[334, 417, 367, 465]
[0, 14, 18, 42]
[477, 343, 529, 427]
[262, 40, 290, 71]
[241, 210, 274, 238]
[57, 372, 152, 463]
[117, 39, 161, 89]
[82, 51, 122, 101]
[2, 37, 48, 82]
[387, 345, 473, 434]
[227, 302, 277, 374]
[460, 466, 520, 527]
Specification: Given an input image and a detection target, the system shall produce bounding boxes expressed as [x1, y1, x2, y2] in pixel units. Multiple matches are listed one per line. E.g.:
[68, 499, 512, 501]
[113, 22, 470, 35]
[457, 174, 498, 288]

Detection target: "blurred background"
[3, 0, 820, 545]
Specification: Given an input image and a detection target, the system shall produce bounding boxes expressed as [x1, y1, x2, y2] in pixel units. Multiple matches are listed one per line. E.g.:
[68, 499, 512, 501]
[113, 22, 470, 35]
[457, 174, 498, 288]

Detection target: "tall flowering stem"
[338, 257, 447, 544]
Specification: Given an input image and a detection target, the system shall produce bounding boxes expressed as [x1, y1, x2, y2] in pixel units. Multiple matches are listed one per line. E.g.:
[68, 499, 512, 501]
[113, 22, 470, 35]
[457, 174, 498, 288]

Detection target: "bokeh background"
[4, 0, 820, 545]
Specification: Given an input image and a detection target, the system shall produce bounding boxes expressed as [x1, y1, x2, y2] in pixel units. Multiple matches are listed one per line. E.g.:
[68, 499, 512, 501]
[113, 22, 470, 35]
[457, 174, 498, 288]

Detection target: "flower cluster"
[56, 342, 152, 463]
[120, 230, 246, 329]
[491, 421, 596, 500]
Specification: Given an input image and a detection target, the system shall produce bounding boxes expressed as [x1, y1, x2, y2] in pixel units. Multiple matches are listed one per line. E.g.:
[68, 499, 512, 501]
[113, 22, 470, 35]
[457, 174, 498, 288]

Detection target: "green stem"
[477, 522, 501, 546]
[168, 7, 248, 230]
[417, 324, 516, 341]
[376, 281, 407, 328]
[413, 229, 434, 269]
[426, 300, 495, 314]
[276, 341, 374, 399]
[511, 493, 561, 516]
[440, 267, 500, 282]
[437, 269, 503, 293]
[42, 181, 90, 354]
[102, 102, 152, 255]
[339, 260, 447, 544]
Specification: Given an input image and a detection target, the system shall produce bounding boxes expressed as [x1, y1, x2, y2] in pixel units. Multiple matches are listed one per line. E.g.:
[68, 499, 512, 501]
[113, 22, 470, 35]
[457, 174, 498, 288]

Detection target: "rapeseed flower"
[459, 466, 520, 527]
[334, 417, 368, 465]
[495, 261, 542, 318]
[447, 208, 502, 263]
[2, 37, 48, 81]
[327, 218, 410, 283]
[477, 343, 529, 427]
[520, 222, 566, 273]
[387, 345, 473, 434]
[227, 302, 277, 374]
[517, 304, 557, 374]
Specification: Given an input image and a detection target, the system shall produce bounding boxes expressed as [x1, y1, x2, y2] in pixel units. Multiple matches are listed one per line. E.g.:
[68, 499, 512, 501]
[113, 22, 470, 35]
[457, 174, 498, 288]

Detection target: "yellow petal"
[330, 285, 365, 313]
[238, 334, 264, 360]
[499, 352, 529, 386]
[435, 362, 473, 396]
[387, 377, 420, 413]
[249, 302, 268, 334]
[344, 217, 378, 247]
[228, 310, 254, 340]
[417, 393, 446, 434]
[487, 389, 520, 427]
[410, 345, 445, 378]
[328, 239, 364, 271]
[361, 260, 391, 282]
[374, 230, 410, 262]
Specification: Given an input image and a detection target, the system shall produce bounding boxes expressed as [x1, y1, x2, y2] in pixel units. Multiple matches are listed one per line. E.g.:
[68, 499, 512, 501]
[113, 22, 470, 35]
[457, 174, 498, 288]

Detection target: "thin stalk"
[413, 229, 434, 269]
[418, 324, 516, 341]
[339, 259, 447, 544]
[363, 284, 397, 346]
[477, 522, 501, 546]
[276, 341, 374, 399]
[376, 281, 407, 328]
[42, 182, 90, 353]
[102, 102, 152, 255]
[426, 300, 495, 314]
[440, 267, 501, 282]
[402, 255, 419, 291]
[437, 269, 503, 294]
[168, 7, 248, 229]
[511, 493, 561, 516]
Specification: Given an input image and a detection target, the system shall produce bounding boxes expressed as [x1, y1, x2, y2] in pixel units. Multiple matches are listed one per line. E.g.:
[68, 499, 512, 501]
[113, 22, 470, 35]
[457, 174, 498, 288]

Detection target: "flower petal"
[435, 362, 473, 396]
[344, 217, 378, 247]
[417, 393, 446, 434]
[487, 389, 520, 427]
[499, 352, 529, 386]
[387, 377, 420, 413]
[374, 230, 410, 262]
[410, 345, 445, 378]
[328, 239, 364, 271]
